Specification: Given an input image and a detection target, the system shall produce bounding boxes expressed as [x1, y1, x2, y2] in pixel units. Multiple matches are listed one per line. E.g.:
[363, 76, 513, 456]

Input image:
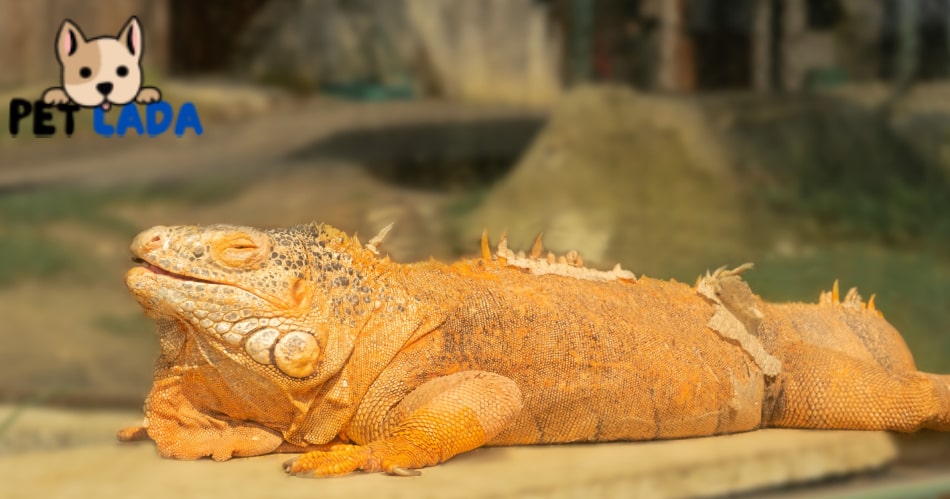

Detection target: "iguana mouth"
[133, 257, 217, 285]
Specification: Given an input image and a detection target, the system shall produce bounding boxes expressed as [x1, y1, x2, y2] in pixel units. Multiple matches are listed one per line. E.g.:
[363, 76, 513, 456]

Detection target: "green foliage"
[0, 230, 77, 286]
[725, 97, 950, 245]
[0, 180, 245, 286]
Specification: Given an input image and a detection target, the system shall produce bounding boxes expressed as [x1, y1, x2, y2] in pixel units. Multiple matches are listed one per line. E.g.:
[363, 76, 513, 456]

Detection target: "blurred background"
[1, 0, 949, 495]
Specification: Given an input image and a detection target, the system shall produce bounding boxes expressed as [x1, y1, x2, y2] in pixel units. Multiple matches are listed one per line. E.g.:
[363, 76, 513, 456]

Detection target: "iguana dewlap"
[119, 223, 950, 477]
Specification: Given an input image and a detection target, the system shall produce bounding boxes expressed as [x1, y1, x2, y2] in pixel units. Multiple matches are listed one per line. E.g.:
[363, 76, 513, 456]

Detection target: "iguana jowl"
[119, 223, 950, 477]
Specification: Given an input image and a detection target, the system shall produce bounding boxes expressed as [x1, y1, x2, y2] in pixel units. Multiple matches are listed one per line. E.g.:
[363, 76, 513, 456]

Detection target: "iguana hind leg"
[768, 344, 950, 432]
[923, 373, 950, 430]
[284, 371, 523, 477]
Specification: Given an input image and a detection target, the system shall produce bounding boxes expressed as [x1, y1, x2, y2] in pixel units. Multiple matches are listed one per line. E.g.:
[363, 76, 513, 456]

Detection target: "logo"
[8, 16, 202, 138]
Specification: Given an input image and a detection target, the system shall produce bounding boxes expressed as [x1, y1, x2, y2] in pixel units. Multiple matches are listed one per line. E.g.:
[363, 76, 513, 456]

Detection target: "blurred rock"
[465, 85, 751, 278]
[464, 85, 950, 280]
[234, 0, 561, 105]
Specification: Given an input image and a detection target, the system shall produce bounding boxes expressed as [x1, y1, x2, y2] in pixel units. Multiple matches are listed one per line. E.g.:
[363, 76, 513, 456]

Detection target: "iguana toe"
[388, 466, 422, 477]
[283, 445, 371, 477]
[116, 425, 149, 442]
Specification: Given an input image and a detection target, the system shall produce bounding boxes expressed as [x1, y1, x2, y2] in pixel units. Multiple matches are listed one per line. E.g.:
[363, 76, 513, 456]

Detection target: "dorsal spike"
[480, 229, 491, 260]
[530, 233, 545, 259]
[843, 287, 863, 309]
[564, 250, 578, 266]
[497, 231, 509, 254]
[867, 294, 877, 312]
[832, 279, 840, 304]
[366, 222, 394, 255]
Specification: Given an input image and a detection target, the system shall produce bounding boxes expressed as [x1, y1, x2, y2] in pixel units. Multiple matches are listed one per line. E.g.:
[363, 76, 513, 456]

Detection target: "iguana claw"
[389, 466, 422, 477]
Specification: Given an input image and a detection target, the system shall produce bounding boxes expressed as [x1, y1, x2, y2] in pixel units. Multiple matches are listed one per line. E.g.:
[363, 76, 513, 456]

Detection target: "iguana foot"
[282, 443, 421, 477]
[116, 425, 149, 442]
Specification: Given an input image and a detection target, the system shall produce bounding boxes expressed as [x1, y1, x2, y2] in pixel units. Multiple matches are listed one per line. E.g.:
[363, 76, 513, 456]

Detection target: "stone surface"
[0, 406, 898, 499]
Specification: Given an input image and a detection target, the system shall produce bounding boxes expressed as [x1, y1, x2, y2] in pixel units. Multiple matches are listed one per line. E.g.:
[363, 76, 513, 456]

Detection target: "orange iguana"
[118, 223, 950, 477]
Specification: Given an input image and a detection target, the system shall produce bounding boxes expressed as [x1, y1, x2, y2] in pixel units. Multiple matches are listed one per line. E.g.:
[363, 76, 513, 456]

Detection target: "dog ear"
[55, 19, 87, 63]
[117, 16, 143, 60]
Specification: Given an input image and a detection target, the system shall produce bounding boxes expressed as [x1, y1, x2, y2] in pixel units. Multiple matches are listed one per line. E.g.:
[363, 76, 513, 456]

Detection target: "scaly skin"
[119, 223, 950, 477]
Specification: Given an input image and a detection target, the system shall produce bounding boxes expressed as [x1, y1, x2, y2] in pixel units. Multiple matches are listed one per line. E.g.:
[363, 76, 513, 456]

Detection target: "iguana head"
[126, 223, 378, 382]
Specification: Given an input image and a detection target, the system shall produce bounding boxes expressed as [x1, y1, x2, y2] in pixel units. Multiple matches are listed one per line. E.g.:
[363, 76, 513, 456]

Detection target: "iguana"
[118, 223, 950, 477]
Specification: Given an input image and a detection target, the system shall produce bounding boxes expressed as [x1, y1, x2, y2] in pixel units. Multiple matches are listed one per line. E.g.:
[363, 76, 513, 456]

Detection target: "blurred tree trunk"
[880, 0, 918, 112]
[947, 1, 950, 77]
[567, 0, 594, 85]
[752, 0, 782, 92]
[657, 0, 694, 91]
[403, 0, 563, 105]
[895, 0, 918, 86]
[752, 0, 770, 92]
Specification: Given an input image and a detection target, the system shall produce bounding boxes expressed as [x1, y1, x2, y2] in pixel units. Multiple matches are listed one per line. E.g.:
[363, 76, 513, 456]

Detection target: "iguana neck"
[291, 233, 448, 444]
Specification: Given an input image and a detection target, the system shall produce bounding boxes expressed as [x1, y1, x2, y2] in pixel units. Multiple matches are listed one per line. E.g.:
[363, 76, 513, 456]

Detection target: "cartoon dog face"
[49, 17, 151, 111]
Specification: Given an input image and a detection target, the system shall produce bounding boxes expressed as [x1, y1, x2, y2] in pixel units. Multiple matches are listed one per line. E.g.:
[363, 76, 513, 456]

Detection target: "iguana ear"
[55, 19, 87, 63]
[290, 277, 313, 311]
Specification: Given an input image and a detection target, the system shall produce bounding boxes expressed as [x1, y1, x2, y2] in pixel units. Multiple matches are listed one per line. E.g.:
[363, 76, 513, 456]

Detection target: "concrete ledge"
[0, 405, 897, 499]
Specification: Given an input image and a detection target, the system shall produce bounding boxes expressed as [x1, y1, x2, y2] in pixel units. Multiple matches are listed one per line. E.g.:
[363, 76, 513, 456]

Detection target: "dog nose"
[96, 82, 114, 96]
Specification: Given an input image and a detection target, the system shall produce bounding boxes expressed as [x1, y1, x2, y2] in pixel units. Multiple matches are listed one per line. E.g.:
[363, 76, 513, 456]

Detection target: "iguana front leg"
[118, 375, 291, 461]
[283, 371, 523, 477]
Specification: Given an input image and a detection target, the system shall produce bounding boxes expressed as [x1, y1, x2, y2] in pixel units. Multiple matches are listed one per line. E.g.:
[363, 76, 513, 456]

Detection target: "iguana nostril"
[130, 226, 171, 256]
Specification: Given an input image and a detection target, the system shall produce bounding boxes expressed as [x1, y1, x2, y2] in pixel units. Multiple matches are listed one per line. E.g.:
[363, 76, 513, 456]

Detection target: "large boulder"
[464, 85, 950, 279]
[465, 85, 752, 278]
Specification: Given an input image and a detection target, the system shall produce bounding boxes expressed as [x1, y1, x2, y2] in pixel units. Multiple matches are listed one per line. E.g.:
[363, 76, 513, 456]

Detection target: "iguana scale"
[118, 223, 950, 477]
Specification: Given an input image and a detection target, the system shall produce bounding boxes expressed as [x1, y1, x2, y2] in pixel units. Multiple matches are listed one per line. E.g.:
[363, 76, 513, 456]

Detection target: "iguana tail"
[761, 282, 950, 433]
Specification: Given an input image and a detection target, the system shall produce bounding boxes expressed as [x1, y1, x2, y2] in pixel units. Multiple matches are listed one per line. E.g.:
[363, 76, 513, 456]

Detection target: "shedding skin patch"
[696, 264, 781, 377]
[488, 231, 637, 283]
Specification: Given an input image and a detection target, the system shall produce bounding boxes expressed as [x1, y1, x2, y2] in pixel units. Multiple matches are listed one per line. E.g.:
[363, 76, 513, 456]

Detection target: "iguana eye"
[215, 235, 267, 267]
[223, 237, 259, 252]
